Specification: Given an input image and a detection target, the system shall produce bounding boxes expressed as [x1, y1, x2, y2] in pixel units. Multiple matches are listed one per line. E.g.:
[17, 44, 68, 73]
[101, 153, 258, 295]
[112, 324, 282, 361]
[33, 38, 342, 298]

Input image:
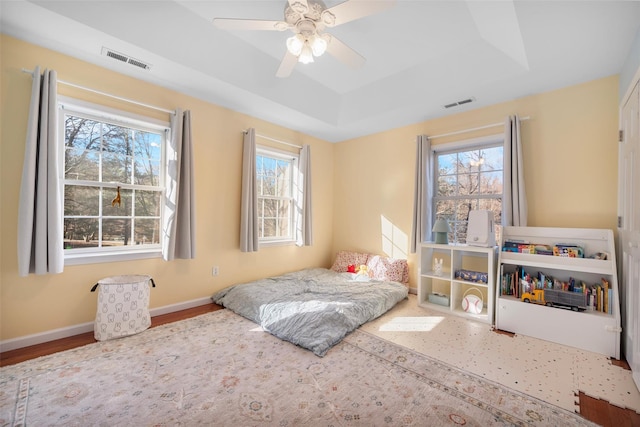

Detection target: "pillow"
[366, 255, 409, 284]
[331, 251, 370, 272]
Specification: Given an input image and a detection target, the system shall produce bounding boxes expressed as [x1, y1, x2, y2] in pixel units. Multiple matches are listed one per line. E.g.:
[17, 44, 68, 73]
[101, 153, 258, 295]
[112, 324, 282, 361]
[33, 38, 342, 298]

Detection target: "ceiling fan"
[213, 0, 396, 77]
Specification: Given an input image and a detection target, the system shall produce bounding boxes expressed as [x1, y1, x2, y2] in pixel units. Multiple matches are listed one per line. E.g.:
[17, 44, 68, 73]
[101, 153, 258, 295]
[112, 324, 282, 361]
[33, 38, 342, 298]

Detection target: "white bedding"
[211, 268, 408, 356]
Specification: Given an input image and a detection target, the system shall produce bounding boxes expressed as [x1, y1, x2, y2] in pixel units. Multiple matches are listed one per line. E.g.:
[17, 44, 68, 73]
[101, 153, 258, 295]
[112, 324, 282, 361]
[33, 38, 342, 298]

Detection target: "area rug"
[0, 309, 596, 426]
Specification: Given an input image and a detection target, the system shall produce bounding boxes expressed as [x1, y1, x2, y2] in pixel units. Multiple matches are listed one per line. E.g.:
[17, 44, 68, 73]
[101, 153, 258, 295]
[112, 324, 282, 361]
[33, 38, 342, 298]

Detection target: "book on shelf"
[498, 266, 614, 315]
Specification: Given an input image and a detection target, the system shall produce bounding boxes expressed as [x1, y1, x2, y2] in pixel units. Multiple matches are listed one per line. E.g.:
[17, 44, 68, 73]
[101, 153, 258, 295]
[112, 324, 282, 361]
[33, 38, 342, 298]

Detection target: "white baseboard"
[0, 296, 213, 353]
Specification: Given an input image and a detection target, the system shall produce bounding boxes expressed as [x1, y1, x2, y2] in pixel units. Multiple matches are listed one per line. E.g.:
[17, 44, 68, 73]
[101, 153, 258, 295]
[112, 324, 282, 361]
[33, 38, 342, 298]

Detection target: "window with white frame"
[60, 99, 168, 261]
[433, 138, 503, 244]
[256, 146, 298, 244]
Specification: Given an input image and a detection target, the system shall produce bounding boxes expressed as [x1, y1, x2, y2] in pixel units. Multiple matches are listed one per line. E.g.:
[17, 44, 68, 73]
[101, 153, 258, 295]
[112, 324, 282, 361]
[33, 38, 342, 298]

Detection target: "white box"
[466, 210, 496, 247]
[91, 275, 155, 341]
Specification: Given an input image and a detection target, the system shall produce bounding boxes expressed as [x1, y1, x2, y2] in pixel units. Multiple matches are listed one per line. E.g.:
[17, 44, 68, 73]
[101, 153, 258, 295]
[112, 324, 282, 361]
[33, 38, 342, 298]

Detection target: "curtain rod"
[243, 130, 302, 149]
[22, 68, 175, 115]
[430, 116, 531, 139]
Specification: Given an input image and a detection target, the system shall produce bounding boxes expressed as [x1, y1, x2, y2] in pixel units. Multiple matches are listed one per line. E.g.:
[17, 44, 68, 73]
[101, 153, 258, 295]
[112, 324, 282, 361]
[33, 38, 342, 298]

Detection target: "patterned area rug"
[0, 309, 596, 426]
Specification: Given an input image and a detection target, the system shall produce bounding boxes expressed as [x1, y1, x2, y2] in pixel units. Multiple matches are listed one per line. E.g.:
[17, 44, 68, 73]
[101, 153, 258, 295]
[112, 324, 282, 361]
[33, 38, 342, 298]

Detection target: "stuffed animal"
[111, 186, 122, 207]
[433, 258, 443, 276]
[356, 264, 369, 276]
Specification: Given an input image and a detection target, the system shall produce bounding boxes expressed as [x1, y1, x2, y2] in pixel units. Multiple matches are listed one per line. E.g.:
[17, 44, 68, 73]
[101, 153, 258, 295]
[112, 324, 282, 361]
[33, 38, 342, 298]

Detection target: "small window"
[433, 142, 503, 243]
[256, 147, 297, 244]
[60, 100, 168, 262]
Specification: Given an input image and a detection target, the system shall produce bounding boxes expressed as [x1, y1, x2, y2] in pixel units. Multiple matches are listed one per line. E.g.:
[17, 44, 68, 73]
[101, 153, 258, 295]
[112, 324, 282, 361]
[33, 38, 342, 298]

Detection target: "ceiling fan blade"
[276, 51, 298, 78]
[213, 18, 288, 31]
[324, 0, 397, 27]
[325, 35, 366, 69]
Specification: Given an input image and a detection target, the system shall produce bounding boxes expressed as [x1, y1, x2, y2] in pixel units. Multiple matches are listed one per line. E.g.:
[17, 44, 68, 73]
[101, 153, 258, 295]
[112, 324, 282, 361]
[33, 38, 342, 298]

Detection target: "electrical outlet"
[212, 266, 219, 276]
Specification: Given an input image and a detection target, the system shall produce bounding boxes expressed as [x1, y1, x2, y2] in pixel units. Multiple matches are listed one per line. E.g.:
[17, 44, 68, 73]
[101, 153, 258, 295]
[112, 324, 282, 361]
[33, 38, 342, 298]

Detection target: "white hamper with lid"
[91, 275, 156, 341]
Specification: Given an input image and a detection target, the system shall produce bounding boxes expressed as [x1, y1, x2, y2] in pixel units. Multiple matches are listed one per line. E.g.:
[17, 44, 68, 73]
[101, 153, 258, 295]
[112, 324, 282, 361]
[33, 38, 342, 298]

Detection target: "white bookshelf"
[418, 243, 497, 324]
[495, 226, 621, 358]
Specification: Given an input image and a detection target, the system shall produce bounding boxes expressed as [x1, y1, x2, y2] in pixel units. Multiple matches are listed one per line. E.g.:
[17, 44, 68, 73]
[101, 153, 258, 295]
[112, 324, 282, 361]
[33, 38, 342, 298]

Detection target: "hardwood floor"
[1, 303, 639, 426]
[0, 303, 222, 367]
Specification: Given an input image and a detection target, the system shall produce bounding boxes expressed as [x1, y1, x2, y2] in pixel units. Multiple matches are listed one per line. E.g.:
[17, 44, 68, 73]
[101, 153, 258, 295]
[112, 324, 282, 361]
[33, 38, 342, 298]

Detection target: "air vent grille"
[444, 97, 475, 109]
[101, 47, 151, 70]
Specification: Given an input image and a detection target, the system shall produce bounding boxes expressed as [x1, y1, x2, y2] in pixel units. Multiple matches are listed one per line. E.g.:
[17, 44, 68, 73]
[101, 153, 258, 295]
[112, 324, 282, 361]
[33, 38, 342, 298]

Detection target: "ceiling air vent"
[444, 97, 475, 109]
[101, 47, 152, 70]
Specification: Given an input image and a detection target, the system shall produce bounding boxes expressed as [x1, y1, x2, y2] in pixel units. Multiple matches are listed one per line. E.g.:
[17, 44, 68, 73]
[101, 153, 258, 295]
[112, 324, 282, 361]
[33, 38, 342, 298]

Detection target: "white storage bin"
[90, 275, 156, 341]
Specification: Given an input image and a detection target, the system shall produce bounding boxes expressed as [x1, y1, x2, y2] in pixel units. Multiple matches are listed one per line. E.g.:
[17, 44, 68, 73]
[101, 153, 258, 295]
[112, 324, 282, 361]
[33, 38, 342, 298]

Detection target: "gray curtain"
[503, 115, 527, 226]
[162, 109, 196, 260]
[240, 128, 258, 252]
[410, 135, 433, 253]
[17, 66, 64, 276]
[296, 144, 313, 246]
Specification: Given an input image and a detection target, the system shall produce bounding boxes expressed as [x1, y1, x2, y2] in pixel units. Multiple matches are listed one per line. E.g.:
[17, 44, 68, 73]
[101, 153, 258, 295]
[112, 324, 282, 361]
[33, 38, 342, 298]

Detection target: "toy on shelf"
[521, 288, 587, 311]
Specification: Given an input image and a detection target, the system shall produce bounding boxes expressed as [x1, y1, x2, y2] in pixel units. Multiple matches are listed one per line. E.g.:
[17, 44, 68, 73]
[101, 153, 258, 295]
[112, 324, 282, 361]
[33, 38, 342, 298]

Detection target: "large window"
[60, 100, 167, 260]
[256, 147, 297, 244]
[433, 140, 503, 244]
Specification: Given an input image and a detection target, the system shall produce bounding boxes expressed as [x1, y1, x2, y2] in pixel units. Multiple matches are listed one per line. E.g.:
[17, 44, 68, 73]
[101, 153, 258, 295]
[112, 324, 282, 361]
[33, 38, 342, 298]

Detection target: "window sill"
[65, 248, 162, 266]
[259, 239, 297, 248]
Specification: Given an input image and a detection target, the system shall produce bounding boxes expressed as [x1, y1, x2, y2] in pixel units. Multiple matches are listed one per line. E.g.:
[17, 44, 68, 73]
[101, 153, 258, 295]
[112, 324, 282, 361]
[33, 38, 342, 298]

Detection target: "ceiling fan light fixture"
[286, 34, 305, 56]
[298, 42, 315, 64]
[310, 35, 327, 56]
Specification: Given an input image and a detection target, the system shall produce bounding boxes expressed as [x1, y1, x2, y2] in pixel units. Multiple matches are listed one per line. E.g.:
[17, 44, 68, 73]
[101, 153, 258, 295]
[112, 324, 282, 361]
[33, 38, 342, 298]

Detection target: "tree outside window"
[62, 110, 164, 252]
[434, 145, 503, 243]
[256, 148, 296, 242]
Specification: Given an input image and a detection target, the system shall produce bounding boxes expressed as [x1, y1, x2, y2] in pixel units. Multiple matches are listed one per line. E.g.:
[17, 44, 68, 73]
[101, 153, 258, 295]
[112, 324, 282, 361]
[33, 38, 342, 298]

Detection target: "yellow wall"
[0, 35, 335, 340]
[0, 34, 621, 342]
[333, 76, 620, 287]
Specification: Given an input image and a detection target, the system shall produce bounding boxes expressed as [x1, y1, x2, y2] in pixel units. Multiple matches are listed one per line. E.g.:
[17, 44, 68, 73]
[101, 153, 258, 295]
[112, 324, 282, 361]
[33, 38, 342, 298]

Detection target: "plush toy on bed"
[353, 264, 371, 282]
[356, 265, 369, 275]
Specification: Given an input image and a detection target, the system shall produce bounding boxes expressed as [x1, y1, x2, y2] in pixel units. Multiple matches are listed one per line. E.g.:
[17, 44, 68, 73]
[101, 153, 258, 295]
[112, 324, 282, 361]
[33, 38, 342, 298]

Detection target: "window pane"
[65, 116, 102, 151]
[102, 153, 132, 183]
[64, 218, 99, 249]
[65, 147, 100, 181]
[102, 218, 133, 246]
[261, 177, 276, 197]
[135, 190, 161, 217]
[65, 116, 102, 181]
[276, 160, 290, 197]
[134, 219, 160, 245]
[437, 175, 456, 197]
[103, 187, 132, 217]
[134, 130, 162, 161]
[278, 200, 290, 236]
[262, 218, 276, 238]
[457, 173, 479, 196]
[435, 200, 455, 218]
[102, 124, 132, 154]
[480, 146, 503, 171]
[262, 198, 278, 218]
[134, 159, 160, 186]
[459, 150, 481, 173]
[438, 153, 457, 175]
[134, 130, 161, 186]
[64, 186, 100, 216]
[480, 171, 503, 194]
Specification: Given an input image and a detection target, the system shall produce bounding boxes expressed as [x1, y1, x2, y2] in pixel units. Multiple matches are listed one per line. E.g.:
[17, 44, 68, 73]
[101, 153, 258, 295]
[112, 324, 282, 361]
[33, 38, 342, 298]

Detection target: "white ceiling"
[2, 0, 639, 142]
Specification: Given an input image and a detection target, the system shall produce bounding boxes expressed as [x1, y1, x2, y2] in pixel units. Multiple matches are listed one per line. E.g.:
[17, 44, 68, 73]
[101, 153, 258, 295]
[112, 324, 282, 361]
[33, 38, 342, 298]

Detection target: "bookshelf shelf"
[495, 226, 621, 358]
[418, 243, 497, 324]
